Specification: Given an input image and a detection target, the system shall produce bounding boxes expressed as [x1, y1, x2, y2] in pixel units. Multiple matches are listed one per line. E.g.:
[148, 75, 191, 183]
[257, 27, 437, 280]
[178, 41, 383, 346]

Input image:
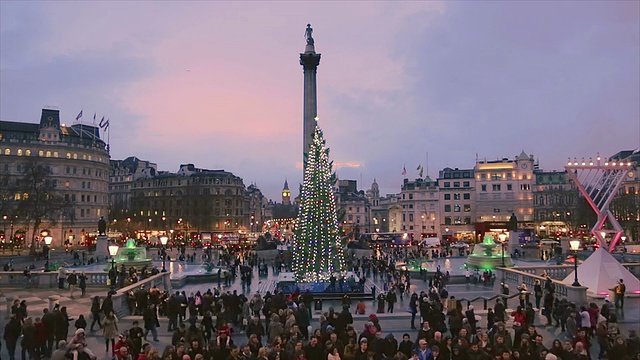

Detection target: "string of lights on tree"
[292, 125, 346, 282]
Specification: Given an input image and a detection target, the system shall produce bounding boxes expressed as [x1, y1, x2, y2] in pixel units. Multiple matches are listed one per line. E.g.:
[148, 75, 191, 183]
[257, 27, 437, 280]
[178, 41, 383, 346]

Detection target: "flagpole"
[78, 109, 83, 139]
[426, 152, 429, 179]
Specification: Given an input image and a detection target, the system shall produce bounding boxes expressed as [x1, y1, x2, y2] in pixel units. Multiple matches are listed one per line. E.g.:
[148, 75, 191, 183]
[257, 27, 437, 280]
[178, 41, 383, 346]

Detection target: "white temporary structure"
[562, 248, 640, 297]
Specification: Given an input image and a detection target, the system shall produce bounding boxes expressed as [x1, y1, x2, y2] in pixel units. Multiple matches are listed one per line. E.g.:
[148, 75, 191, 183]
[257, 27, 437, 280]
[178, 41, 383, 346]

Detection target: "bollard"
[48, 295, 60, 311]
[483, 299, 488, 310]
[5, 296, 15, 319]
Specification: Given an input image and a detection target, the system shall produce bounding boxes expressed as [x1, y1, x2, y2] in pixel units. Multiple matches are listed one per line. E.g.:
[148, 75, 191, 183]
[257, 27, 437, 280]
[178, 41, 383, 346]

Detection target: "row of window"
[444, 204, 472, 212]
[135, 208, 245, 217]
[478, 173, 531, 180]
[0, 148, 104, 162]
[134, 177, 241, 188]
[444, 193, 471, 200]
[477, 193, 518, 200]
[442, 181, 471, 188]
[402, 212, 472, 224]
[65, 166, 105, 178]
[442, 172, 472, 179]
[478, 184, 531, 191]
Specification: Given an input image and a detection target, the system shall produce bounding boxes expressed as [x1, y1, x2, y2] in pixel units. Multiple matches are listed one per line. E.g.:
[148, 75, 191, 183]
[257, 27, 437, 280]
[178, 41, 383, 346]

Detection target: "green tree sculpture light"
[293, 125, 346, 282]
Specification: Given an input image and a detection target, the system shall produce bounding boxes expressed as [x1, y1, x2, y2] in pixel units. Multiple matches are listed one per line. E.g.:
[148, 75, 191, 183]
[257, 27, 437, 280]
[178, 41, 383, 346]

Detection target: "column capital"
[300, 52, 321, 71]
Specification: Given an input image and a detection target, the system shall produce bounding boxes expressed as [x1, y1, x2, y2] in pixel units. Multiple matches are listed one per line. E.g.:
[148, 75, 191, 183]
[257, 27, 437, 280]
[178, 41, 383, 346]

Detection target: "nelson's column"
[300, 24, 321, 170]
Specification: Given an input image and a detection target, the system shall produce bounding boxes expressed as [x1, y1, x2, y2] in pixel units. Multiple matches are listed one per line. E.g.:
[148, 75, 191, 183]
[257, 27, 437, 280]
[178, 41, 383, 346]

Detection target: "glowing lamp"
[44, 236, 53, 245]
[159, 235, 169, 246]
[605, 162, 609, 166]
[498, 233, 507, 242]
[621, 236, 627, 242]
[108, 244, 119, 256]
[569, 240, 580, 251]
[600, 231, 607, 238]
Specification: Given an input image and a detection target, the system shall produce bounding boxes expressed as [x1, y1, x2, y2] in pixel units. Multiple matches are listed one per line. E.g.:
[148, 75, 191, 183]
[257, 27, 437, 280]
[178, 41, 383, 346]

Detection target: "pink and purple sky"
[1, 1, 639, 200]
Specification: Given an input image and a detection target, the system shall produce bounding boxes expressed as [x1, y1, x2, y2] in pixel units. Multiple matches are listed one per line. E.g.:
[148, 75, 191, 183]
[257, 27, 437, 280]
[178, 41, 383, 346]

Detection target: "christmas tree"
[292, 125, 346, 282]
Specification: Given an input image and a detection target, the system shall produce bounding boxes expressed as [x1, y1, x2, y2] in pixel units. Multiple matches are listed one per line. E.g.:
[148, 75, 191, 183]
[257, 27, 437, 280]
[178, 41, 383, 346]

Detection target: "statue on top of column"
[305, 24, 314, 46]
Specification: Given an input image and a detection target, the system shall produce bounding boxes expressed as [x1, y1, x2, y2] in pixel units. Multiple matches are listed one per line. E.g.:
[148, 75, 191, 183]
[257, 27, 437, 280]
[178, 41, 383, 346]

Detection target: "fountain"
[465, 233, 514, 270]
[113, 239, 153, 270]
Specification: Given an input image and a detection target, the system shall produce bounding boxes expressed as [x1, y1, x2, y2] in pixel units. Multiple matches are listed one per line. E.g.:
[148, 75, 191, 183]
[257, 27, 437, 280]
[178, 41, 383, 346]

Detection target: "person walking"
[79, 272, 87, 297]
[408, 293, 419, 329]
[21, 317, 37, 360]
[102, 311, 119, 354]
[4, 315, 22, 360]
[68, 271, 78, 299]
[613, 279, 626, 309]
[533, 279, 543, 309]
[143, 304, 159, 342]
[89, 297, 102, 332]
[57, 266, 67, 290]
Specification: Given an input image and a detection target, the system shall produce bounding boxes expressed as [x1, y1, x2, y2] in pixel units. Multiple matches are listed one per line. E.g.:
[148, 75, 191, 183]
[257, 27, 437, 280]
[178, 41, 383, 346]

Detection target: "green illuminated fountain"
[465, 233, 514, 270]
[113, 239, 153, 270]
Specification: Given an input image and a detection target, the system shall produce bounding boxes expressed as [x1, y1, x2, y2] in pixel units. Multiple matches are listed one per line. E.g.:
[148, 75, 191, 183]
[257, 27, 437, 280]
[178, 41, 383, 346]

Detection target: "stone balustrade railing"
[0, 271, 109, 288]
[493, 267, 588, 306]
[110, 272, 171, 318]
[516, 263, 640, 280]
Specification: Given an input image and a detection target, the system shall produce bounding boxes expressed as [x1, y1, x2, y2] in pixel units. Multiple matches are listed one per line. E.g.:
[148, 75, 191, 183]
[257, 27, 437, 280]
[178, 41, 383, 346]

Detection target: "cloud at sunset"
[1, 1, 638, 200]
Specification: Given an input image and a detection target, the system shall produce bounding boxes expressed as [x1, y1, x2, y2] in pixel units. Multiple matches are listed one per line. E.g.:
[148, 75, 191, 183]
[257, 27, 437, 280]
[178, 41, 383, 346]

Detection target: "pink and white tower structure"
[565, 155, 634, 252]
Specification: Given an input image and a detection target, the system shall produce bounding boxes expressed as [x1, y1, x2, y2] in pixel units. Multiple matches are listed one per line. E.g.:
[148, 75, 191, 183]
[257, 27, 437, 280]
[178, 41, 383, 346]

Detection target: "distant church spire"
[282, 179, 291, 205]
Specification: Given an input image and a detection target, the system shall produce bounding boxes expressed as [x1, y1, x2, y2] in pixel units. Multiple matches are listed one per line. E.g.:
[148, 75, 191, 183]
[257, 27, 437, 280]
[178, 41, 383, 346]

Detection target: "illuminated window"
[46, 151, 51, 157]
[53, 151, 58, 157]
[82, 155, 86, 160]
[67, 153, 71, 159]
[88, 155, 92, 161]
[25, 150, 31, 156]
[17, 149, 23, 156]
[4, 149, 10, 155]
[73, 153, 78, 159]
[39, 150, 44, 156]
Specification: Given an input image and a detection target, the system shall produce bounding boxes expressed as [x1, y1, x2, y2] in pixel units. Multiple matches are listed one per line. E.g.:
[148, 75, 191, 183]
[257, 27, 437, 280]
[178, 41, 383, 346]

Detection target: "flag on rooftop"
[75, 110, 83, 121]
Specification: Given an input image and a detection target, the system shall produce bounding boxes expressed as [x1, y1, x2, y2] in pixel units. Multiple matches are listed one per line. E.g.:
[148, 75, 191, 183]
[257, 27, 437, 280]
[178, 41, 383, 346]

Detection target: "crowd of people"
[2, 247, 638, 360]
[6, 278, 633, 360]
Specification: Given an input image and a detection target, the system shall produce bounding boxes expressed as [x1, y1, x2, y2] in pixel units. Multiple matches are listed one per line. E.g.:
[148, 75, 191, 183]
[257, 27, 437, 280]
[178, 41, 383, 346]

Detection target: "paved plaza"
[1, 250, 639, 360]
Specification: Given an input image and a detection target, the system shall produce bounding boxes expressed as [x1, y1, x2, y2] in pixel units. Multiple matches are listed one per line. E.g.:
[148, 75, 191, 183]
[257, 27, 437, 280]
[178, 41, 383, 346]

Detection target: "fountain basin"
[465, 234, 514, 270]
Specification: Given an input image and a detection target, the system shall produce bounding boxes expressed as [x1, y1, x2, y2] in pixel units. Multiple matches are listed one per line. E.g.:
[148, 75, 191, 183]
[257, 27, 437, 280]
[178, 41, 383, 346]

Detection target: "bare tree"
[15, 159, 74, 255]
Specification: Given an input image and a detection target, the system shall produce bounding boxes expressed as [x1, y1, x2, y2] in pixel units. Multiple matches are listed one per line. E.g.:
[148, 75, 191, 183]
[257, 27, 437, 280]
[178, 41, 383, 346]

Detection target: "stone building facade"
[438, 168, 476, 242]
[0, 108, 110, 248]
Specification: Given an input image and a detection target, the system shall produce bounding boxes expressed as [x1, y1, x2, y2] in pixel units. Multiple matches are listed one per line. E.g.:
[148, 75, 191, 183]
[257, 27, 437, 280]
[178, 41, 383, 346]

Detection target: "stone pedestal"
[95, 235, 109, 258]
[508, 230, 519, 255]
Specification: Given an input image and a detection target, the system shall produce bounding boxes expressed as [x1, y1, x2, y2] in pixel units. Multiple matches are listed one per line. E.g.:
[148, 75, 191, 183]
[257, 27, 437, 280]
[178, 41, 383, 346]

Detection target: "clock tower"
[282, 179, 291, 205]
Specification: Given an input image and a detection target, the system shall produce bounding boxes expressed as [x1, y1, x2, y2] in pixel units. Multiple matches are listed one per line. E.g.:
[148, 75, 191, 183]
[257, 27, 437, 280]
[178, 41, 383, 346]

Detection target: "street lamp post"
[108, 244, 119, 294]
[44, 235, 53, 256]
[569, 240, 581, 286]
[498, 232, 507, 267]
[160, 235, 168, 272]
[2, 215, 7, 253]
